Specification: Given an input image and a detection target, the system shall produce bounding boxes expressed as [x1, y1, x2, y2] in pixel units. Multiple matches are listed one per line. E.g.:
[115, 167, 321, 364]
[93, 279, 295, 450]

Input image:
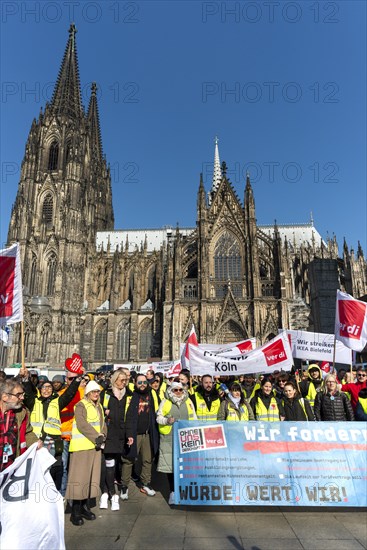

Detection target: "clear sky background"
[1, 1, 366, 251]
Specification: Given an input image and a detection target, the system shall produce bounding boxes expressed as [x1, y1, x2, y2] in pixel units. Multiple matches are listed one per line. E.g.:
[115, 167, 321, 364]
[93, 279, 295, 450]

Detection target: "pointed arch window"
[214, 231, 242, 297]
[46, 253, 57, 295]
[42, 195, 54, 226]
[217, 319, 244, 344]
[116, 320, 130, 361]
[29, 254, 37, 295]
[40, 323, 49, 360]
[94, 320, 107, 361]
[128, 271, 134, 309]
[139, 318, 152, 360]
[146, 267, 156, 303]
[48, 141, 59, 171]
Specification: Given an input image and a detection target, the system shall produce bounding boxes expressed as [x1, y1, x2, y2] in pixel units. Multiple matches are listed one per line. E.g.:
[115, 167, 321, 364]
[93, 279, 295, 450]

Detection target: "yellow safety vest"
[358, 397, 367, 414]
[194, 392, 221, 421]
[255, 396, 280, 422]
[158, 399, 196, 435]
[225, 403, 249, 422]
[69, 399, 104, 452]
[30, 398, 61, 438]
[306, 382, 318, 408]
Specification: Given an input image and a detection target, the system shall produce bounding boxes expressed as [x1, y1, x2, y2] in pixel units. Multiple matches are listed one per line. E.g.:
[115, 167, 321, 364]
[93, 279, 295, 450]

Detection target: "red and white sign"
[335, 290, 367, 352]
[166, 360, 182, 378]
[0, 243, 23, 325]
[181, 324, 198, 368]
[65, 353, 83, 374]
[188, 333, 293, 376]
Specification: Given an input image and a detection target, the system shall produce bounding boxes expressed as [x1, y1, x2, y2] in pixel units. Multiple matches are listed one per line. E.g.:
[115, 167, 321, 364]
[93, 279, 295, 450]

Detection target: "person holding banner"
[66, 381, 107, 525]
[156, 381, 197, 505]
[217, 382, 254, 421]
[314, 374, 354, 422]
[250, 378, 285, 422]
[282, 382, 314, 421]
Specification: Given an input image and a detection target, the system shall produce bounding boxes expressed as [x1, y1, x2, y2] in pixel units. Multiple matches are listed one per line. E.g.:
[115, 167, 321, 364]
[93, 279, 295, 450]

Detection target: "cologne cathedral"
[5, 26, 367, 369]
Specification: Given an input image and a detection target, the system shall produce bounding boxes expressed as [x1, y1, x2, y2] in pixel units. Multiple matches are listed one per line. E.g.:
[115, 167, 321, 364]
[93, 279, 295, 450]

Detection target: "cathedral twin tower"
[6, 26, 366, 368]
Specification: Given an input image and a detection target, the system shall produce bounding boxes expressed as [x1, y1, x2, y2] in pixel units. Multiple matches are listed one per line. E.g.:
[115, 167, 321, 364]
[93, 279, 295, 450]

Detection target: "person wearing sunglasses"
[156, 380, 197, 505]
[0, 379, 40, 472]
[121, 374, 159, 499]
[340, 367, 367, 412]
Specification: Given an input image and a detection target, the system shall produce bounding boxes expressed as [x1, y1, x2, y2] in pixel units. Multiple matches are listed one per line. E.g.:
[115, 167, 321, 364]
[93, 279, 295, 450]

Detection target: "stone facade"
[4, 26, 367, 369]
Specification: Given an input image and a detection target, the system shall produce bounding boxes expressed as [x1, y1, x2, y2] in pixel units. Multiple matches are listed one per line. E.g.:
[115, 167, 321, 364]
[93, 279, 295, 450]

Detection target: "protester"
[240, 373, 258, 400]
[250, 378, 285, 421]
[298, 364, 323, 409]
[273, 372, 290, 400]
[99, 369, 132, 511]
[66, 380, 107, 525]
[0, 379, 41, 471]
[58, 371, 85, 498]
[217, 382, 254, 421]
[282, 381, 314, 421]
[0, 370, 6, 383]
[121, 374, 159, 500]
[314, 374, 354, 421]
[156, 381, 197, 504]
[340, 367, 367, 412]
[149, 373, 165, 402]
[190, 374, 222, 421]
[355, 388, 367, 420]
[52, 375, 65, 393]
[22, 367, 82, 490]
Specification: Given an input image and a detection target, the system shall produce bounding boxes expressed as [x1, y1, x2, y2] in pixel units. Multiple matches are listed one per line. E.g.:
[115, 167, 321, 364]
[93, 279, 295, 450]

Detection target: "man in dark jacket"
[121, 374, 159, 500]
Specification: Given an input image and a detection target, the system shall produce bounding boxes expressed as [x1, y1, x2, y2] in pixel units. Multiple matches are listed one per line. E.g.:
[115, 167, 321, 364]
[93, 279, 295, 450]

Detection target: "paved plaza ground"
[64, 471, 367, 550]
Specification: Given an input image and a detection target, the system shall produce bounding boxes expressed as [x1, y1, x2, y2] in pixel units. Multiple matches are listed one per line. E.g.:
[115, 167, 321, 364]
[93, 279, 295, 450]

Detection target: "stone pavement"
[65, 471, 367, 550]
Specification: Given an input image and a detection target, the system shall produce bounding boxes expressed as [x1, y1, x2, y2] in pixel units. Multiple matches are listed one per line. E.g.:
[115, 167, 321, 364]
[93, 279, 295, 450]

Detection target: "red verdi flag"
[0, 243, 23, 325]
[335, 290, 367, 352]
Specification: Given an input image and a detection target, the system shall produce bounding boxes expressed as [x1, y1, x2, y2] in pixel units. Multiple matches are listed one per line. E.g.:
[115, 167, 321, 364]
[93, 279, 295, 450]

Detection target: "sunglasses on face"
[137, 380, 148, 385]
[357, 373, 366, 377]
[172, 388, 183, 393]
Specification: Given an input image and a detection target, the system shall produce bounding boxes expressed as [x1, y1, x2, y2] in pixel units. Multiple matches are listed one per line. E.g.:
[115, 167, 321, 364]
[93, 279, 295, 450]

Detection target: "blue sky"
[1, 1, 366, 251]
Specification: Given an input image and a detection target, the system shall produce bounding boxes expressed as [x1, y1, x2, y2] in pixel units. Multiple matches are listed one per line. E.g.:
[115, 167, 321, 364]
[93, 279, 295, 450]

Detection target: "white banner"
[284, 329, 352, 364]
[114, 361, 177, 374]
[335, 290, 367, 352]
[0, 243, 23, 325]
[188, 333, 293, 376]
[0, 444, 65, 550]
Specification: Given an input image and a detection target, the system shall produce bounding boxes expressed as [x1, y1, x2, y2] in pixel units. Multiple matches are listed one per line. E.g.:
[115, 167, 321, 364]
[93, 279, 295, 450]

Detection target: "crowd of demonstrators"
[1, 360, 366, 522]
[156, 380, 197, 504]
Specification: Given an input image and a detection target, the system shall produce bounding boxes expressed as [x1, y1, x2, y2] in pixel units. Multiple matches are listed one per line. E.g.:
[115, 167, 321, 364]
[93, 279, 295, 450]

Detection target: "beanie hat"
[170, 381, 183, 390]
[85, 380, 101, 395]
[52, 375, 64, 383]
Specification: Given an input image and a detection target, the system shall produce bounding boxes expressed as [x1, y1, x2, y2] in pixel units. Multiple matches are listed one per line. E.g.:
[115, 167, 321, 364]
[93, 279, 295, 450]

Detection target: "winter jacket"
[341, 380, 367, 411]
[314, 391, 354, 421]
[282, 396, 314, 421]
[100, 387, 132, 454]
[217, 398, 255, 421]
[124, 388, 159, 459]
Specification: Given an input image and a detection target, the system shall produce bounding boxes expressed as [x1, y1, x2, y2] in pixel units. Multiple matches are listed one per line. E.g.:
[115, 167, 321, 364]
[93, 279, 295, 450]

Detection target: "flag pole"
[21, 319, 25, 370]
[332, 334, 337, 368]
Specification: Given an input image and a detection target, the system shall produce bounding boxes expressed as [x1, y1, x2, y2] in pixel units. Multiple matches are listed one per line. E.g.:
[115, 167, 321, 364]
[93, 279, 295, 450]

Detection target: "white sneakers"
[99, 492, 109, 509]
[140, 485, 156, 497]
[111, 494, 120, 511]
[168, 492, 175, 505]
[120, 486, 129, 500]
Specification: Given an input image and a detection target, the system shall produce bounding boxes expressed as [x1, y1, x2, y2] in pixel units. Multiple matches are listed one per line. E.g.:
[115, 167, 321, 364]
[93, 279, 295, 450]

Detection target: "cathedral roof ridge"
[259, 221, 314, 229]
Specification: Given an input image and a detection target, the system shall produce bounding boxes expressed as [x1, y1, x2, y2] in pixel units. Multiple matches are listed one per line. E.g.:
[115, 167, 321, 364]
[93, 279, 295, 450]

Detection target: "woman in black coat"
[314, 374, 354, 421]
[282, 382, 314, 421]
[99, 369, 132, 511]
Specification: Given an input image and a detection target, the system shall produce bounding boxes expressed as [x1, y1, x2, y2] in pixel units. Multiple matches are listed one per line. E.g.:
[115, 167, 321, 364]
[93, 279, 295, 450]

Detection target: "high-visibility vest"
[306, 382, 318, 408]
[255, 396, 280, 422]
[158, 399, 196, 435]
[69, 399, 104, 452]
[123, 390, 159, 419]
[194, 392, 221, 421]
[30, 398, 61, 438]
[358, 397, 367, 415]
[225, 403, 249, 422]
[59, 387, 83, 441]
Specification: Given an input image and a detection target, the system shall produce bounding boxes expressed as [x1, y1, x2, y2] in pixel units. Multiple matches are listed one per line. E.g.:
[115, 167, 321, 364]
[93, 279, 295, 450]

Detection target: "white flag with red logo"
[0, 243, 23, 325]
[335, 290, 367, 352]
[166, 359, 182, 378]
[181, 324, 198, 368]
[188, 332, 293, 376]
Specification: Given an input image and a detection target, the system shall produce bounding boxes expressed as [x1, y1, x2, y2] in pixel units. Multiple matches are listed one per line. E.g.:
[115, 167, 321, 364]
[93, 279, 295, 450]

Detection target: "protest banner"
[335, 290, 367, 352]
[173, 420, 367, 507]
[284, 329, 352, 364]
[0, 443, 65, 549]
[188, 332, 293, 376]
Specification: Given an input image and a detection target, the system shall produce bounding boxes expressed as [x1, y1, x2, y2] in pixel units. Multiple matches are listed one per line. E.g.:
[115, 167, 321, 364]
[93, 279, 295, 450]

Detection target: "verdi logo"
[262, 338, 286, 367]
[338, 300, 366, 340]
